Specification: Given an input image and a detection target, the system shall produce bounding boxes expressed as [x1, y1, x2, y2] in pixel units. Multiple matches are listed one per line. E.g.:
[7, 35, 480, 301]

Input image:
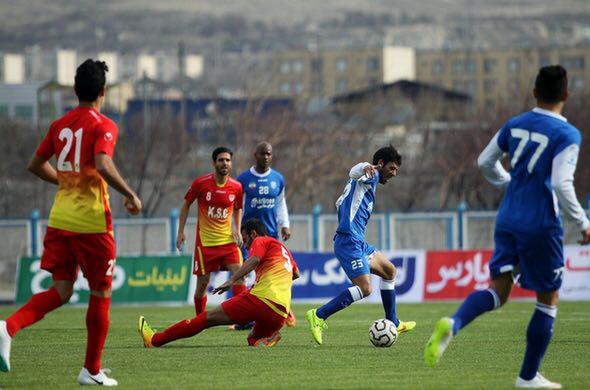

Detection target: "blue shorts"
[490, 227, 564, 292]
[333, 233, 376, 280]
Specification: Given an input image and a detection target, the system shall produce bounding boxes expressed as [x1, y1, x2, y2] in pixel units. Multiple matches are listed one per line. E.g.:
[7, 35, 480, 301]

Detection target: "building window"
[452, 60, 464, 74]
[336, 79, 348, 93]
[294, 81, 304, 95]
[465, 80, 477, 96]
[312, 81, 323, 94]
[292, 60, 304, 73]
[507, 58, 521, 73]
[367, 57, 379, 72]
[432, 60, 444, 75]
[368, 78, 379, 86]
[465, 59, 476, 74]
[311, 58, 323, 73]
[484, 79, 496, 93]
[560, 56, 585, 70]
[509, 79, 521, 92]
[279, 61, 290, 74]
[571, 77, 586, 91]
[280, 82, 291, 95]
[14, 104, 33, 119]
[336, 58, 347, 72]
[539, 57, 551, 68]
[484, 58, 496, 74]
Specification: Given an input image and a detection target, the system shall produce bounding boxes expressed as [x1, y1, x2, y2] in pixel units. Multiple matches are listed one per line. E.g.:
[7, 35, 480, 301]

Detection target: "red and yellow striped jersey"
[36, 107, 118, 233]
[185, 174, 243, 247]
[249, 236, 298, 317]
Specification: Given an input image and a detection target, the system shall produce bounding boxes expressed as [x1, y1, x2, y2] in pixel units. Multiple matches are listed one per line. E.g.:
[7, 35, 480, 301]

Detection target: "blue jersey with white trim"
[237, 168, 285, 238]
[496, 109, 581, 232]
[335, 172, 379, 239]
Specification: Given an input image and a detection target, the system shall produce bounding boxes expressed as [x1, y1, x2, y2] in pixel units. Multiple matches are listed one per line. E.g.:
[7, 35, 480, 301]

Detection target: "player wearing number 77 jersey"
[425, 65, 590, 389]
[0, 59, 142, 386]
[138, 219, 300, 348]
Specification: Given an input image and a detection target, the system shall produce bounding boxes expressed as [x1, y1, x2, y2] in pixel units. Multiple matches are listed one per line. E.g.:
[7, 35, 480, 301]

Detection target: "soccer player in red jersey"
[175, 147, 246, 315]
[0, 60, 141, 386]
[138, 219, 299, 347]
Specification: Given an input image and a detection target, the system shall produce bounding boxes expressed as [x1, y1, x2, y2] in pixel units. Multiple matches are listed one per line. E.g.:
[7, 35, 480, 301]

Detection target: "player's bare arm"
[176, 200, 192, 251]
[580, 226, 590, 245]
[232, 207, 243, 246]
[27, 154, 58, 185]
[362, 163, 382, 179]
[212, 256, 260, 294]
[281, 227, 291, 241]
[95, 153, 141, 215]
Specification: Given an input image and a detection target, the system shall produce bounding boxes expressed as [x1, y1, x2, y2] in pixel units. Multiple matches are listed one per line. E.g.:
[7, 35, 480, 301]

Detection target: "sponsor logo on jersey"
[207, 206, 229, 219]
[271, 181, 277, 189]
[104, 132, 113, 141]
[250, 197, 275, 209]
[229, 194, 235, 202]
[248, 182, 256, 189]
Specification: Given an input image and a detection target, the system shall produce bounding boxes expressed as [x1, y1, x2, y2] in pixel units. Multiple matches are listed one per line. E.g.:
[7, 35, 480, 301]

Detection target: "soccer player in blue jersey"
[235, 141, 295, 328]
[306, 145, 416, 345]
[424, 65, 590, 389]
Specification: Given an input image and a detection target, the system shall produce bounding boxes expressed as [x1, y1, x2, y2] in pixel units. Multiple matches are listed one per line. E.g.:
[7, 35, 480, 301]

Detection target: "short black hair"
[74, 59, 108, 102]
[212, 146, 233, 162]
[372, 144, 402, 166]
[241, 219, 268, 236]
[535, 65, 568, 104]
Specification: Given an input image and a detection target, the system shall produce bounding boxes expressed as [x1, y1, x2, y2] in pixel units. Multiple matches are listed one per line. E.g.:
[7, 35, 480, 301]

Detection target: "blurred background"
[0, 0, 589, 299]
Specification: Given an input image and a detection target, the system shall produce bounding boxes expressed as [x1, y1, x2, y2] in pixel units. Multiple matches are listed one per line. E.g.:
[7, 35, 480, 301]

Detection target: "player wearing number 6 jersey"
[425, 65, 590, 389]
[139, 219, 299, 348]
[0, 59, 142, 386]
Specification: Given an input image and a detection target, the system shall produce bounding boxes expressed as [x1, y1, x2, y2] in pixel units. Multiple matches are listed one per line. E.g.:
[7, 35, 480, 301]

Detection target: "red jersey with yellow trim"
[36, 107, 118, 233]
[185, 173, 243, 247]
[248, 236, 298, 317]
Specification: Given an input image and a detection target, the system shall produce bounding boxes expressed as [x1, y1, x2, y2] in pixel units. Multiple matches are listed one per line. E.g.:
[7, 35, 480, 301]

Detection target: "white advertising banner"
[561, 245, 590, 301]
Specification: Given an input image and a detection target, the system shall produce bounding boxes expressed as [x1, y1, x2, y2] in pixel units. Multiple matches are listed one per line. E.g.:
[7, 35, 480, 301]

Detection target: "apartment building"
[270, 46, 415, 100]
[416, 46, 589, 107]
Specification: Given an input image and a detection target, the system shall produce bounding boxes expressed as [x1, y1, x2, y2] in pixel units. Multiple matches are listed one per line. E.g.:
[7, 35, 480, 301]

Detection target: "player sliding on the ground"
[139, 219, 299, 347]
[424, 65, 590, 389]
[306, 145, 416, 345]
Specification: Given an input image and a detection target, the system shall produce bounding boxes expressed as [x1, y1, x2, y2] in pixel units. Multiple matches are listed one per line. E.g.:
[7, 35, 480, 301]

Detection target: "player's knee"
[385, 264, 396, 281]
[358, 283, 372, 297]
[56, 286, 73, 303]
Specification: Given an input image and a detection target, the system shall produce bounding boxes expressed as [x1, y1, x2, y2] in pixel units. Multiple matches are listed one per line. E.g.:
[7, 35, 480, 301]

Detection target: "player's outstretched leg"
[306, 309, 328, 345]
[0, 320, 12, 372]
[77, 367, 118, 386]
[424, 317, 454, 368]
[379, 279, 416, 334]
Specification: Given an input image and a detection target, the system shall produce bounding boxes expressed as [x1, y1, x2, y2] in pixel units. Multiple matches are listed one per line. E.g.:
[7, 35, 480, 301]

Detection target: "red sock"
[152, 313, 208, 347]
[6, 287, 63, 337]
[84, 295, 111, 375]
[194, 295, 207, 316]
[232, 284, 247, 296]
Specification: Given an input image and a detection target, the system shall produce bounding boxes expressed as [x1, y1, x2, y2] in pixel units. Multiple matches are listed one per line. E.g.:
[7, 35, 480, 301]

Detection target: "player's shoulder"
[270, 169, 285, 181]
[236, 169, 251, 182]
[192, 173, 213, 187]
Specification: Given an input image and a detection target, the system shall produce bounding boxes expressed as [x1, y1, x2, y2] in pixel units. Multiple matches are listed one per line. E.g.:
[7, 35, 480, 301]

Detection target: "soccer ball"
[368, 319, 398, 347]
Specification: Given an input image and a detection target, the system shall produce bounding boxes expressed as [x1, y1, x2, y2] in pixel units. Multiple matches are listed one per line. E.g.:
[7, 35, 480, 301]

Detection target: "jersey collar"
[249, 166, 272, 178]
[532, 107, 567, 122]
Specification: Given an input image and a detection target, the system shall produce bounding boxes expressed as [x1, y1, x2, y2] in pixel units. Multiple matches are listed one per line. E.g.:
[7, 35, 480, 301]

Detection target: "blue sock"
[451, 288, 500, 334]
[519, 303, 556, 380]
[316, 286, 364, 320]
[380, 279, 399, 326]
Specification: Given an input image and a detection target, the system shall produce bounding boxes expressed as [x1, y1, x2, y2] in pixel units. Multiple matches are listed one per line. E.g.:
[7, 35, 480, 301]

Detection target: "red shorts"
[40, 227, 116, 291]
[193, 242, 242, 276]
[221, 292, 286, 345]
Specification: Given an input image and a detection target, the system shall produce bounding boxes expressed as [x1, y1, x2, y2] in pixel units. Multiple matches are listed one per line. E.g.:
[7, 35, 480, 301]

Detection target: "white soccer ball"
[368, 319, 398, 347]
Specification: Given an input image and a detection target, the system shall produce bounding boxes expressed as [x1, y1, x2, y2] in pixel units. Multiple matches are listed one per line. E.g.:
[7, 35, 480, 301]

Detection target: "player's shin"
[380, 279, 399, 326]
[84, 295, 110, 375]
[519, 303, 556, 381]
[194, 295, 207, 316]
[5, 287, 63, 337]
[451, 288, 500, 335]
[316, 286, 364, 320]
[152, 313, 208, 347]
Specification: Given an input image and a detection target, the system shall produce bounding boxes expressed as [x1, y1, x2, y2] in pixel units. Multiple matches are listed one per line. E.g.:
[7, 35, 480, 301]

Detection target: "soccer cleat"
[286, 311, 297, 327]
[306, 309, 327, 345]
[397, 320, 416, 334]
[515, 373, 562, 389]
[0, 320, 11, 372]
[252, 332, 282, 347]
[228, 322, 254, 331]
[77, 367, 118, 386]
[424, 317, 454, 368]
[138, 316, 155, 348]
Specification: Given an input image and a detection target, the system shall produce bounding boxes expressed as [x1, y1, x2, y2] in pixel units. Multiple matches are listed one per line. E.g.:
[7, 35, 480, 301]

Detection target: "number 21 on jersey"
[57, 127, 83, 172]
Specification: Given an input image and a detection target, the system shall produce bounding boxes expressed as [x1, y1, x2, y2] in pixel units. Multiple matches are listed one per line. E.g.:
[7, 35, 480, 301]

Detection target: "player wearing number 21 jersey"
[139, 219, 299, 348]
[0, 59, 142, 386]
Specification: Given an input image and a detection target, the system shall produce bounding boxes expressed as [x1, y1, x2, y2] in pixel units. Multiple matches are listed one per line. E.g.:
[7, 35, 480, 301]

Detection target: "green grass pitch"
[1, 302, 589, 389]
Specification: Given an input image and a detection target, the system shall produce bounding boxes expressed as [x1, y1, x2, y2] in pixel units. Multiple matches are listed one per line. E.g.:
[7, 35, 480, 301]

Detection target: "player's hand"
[176, 231, 186, 252]
[580, 226, 590, 245]
[124, 195, 142, 215]
[281, 227, 291, 241]
[212, 281, 232, 295]
[362, 163, 382, 179]
[233, 230, 243, 246]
